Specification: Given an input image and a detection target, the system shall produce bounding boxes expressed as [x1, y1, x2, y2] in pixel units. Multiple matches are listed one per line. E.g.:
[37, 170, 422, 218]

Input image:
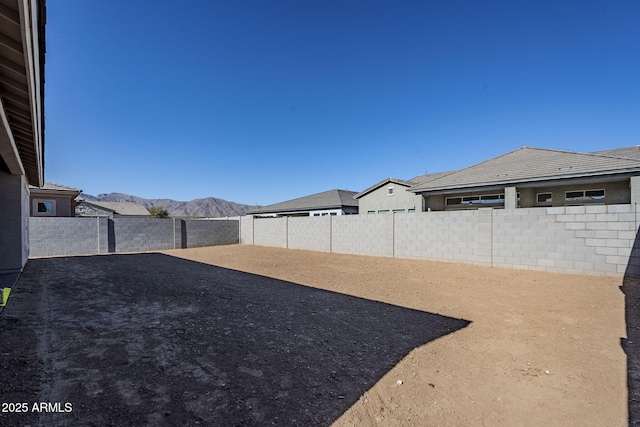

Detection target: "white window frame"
[33, 199, 56, 216]
[388, 187, 394, 196]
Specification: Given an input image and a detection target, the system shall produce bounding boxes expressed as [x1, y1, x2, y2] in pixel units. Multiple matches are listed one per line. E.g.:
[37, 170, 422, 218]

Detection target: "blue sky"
[44, 0, 640, 205]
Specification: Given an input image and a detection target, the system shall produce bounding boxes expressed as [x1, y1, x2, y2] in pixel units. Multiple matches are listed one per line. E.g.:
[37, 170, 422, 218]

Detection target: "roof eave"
[354, 178, 411, 199]
[410, 169, 640, 195]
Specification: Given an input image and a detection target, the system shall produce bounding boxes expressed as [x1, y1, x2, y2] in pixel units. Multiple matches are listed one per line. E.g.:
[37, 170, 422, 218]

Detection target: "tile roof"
[29, 182, 82, 193]
[249, 189, 358, 215]
[354, 172, 456, 199]
[409, 147, 640, 193]
[591, 146, 640, 160]
[81, 201, 150, 216]
[354, 178, 413, 199]
[407, 171, 457, 185]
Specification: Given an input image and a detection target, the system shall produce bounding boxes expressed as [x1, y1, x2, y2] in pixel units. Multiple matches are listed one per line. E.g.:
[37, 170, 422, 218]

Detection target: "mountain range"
[80, 192, 257, 218]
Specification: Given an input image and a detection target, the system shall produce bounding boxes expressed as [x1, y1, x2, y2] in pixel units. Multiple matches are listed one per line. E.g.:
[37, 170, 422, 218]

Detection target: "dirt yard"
[163, 244, 628, 426]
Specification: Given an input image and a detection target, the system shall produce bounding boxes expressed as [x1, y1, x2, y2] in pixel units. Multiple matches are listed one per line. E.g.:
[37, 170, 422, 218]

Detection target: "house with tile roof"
[354, 172, 452, 214]
[248, 189, 358, 217]
[76, 200, 151, 218]
[359, 146, 640, 213]
[29, 182, 82, 217]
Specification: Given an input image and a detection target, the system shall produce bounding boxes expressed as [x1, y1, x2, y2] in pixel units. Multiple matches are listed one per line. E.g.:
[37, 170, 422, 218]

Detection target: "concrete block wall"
[244, 204, 640, 276]
[492, 205, 639, 275]
[253, 217, 287, 248]
[183, 219, 239, 248]
[30, 217, 101, 257]
[111, 218, 175, 253]
[240, 215, 254, 245]
[331, 214, 393, 257]
[394, 209, 492, 265]
[288, 216, 331, 252]
[28, 217, 239, 257]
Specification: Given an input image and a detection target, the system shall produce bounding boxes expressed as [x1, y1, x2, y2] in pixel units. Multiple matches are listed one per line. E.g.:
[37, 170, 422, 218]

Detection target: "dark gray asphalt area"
[0, 253, 469, 426]
[622, 276, 640, 426]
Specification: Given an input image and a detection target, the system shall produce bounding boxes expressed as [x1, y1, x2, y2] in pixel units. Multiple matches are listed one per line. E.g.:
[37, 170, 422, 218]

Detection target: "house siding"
[0, 171, 30, 273]
[358, 184, 423, 214]
[30, 195, 76, 217]
[423, 179, 631, 211]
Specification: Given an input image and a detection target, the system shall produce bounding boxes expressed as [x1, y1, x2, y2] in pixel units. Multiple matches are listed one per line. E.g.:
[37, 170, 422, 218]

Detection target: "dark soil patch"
[0, 253, 468, 426]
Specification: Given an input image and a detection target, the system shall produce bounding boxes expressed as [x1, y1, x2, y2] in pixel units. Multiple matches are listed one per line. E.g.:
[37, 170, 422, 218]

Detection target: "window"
[388, 187, 394, 196]
[480, 194, 504, 204]
[408, 208, 416, 213]
[378, 210, 390, 214]
[565, 189, 605, 203]
[393, 209, 405, 213]
[537, 193, 552, 204]
[330, 212, 337, 216]
[33, 199, 56, 216]
[446, 194, 505, 206]
[313, 213, 320, 217]
[367, 210, 376, 214]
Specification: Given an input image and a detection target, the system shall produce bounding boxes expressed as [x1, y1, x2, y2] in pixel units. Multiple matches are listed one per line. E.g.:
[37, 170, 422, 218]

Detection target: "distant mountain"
[80, 192, 257, 218]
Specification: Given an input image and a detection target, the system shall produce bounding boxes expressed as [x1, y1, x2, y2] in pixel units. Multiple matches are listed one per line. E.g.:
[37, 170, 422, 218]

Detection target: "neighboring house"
[76, 201, 151, 218]
[360, 146, 640, 213]
[29, 182, 82, 217]
[0, 0, 46, 274]
[248, 189, 358, 217]
[354, 172, 452, 214]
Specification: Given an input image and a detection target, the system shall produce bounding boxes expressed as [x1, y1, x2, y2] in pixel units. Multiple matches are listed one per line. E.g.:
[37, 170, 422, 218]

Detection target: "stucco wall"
[30, 195, 75, 217]
[0, 171, 29, 272]
[423, 179, 630, 211]
[358, 184, 423, 214]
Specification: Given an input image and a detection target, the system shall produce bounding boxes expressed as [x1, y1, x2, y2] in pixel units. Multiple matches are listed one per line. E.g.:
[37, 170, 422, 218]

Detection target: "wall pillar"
[631, 176, 640, 212]
[0, 171, 29, 273]
[505, 186, 517, 210]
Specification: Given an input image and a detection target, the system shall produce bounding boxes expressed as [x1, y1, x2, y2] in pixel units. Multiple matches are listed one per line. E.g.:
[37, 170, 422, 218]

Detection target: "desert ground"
[0, 244, 632, 426]
[166, 245, 628, 426]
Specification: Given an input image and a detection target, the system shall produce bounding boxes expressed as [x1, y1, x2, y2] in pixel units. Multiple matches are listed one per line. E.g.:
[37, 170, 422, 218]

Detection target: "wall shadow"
[107, 218, 116, 252]
[624, 233, 640, 426]
[1, 253, 469, 427]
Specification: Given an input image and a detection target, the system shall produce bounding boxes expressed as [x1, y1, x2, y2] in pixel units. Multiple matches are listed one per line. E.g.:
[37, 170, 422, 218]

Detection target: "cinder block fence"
[29, 217, 239, 257]
[241, 204, 640, 277]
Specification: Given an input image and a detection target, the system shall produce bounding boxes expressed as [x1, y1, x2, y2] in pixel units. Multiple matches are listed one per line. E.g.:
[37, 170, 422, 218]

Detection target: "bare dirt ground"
[165, 245, 629, 426]
[0, 244, 633, 426]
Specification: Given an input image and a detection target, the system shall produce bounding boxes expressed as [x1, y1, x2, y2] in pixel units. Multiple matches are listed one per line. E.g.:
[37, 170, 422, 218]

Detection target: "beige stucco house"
[358, 146, 640, 213]
[29, 182, 81, 217]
